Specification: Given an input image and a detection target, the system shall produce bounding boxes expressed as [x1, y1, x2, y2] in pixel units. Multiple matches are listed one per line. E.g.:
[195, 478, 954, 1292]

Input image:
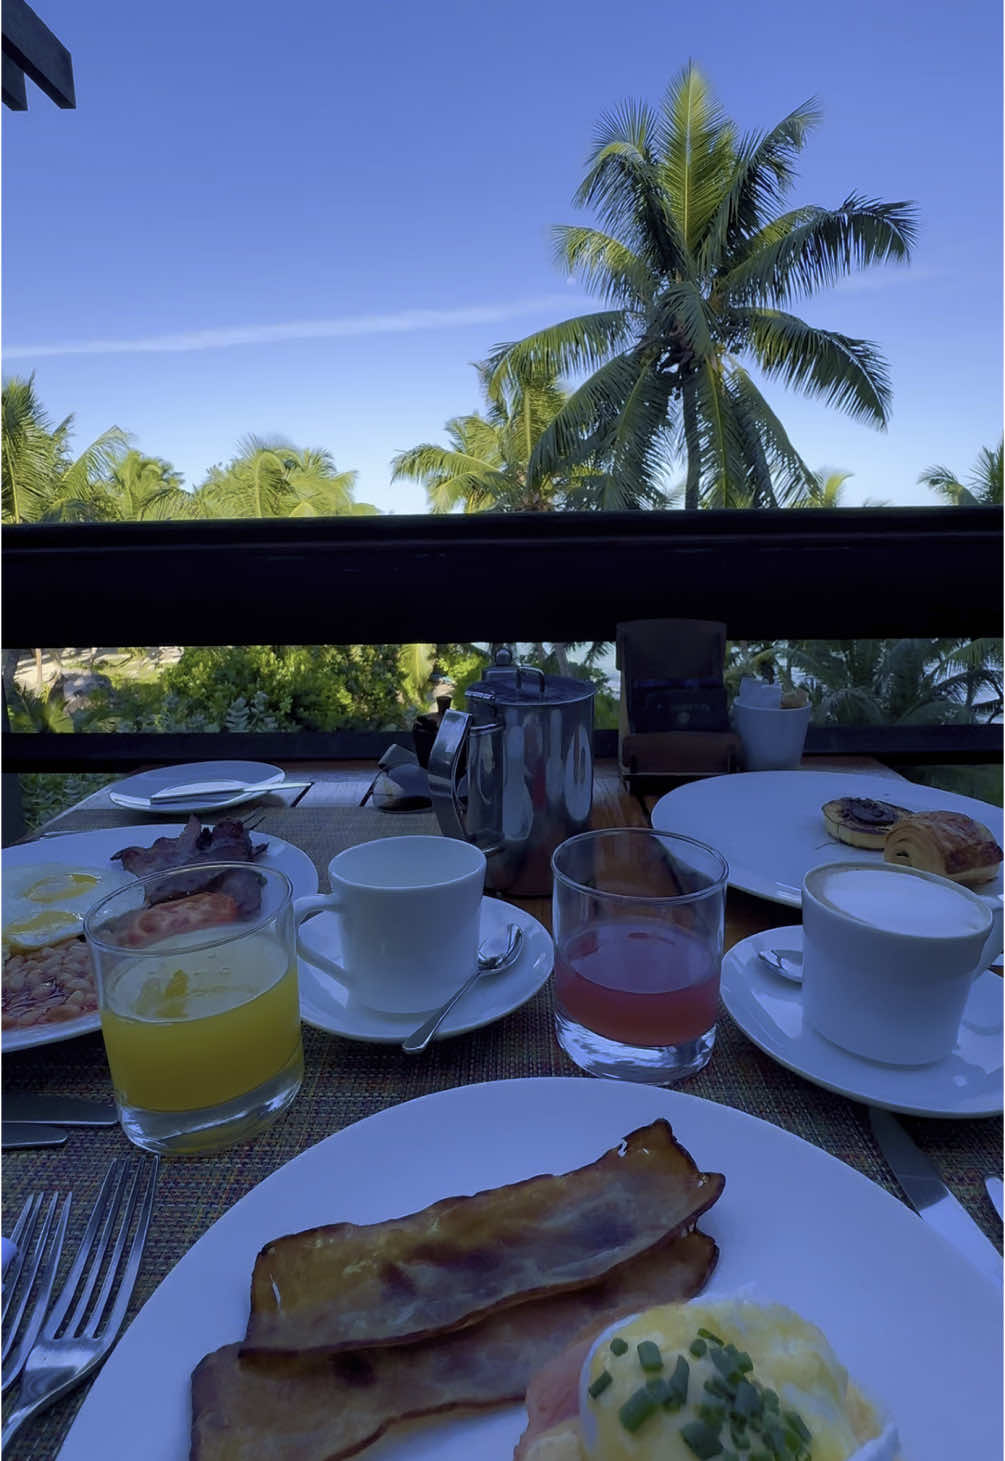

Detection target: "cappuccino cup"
[293, 836, 486, 1014]
[801, 862, 993, 1065]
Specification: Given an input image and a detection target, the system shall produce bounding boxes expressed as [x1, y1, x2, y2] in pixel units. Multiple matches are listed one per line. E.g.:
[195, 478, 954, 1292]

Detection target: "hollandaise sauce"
[581, 1300, 886, 1461]
[100, 928, 301, 1112]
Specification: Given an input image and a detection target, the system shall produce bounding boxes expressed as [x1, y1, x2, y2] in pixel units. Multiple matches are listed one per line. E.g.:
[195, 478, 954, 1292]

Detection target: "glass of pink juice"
[551, 828, 728, 1084]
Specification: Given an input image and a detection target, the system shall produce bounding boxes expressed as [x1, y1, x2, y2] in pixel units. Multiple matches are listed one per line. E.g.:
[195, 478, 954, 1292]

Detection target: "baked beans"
[2, 938, 98, 1030]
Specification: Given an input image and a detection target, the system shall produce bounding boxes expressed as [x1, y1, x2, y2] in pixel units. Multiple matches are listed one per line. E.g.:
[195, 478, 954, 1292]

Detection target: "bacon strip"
[192, 1231, 717, 1461]
[244, 1120, 724, 1354]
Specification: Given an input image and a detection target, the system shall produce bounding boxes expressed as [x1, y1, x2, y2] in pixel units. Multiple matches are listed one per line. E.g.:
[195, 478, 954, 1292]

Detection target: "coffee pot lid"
[471, 648, 596, 706]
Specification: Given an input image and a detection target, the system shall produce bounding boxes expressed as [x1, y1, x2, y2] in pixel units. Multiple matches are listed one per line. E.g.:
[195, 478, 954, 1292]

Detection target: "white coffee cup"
[801, 861, 993, 1065]
[293, 836, 487, 1014]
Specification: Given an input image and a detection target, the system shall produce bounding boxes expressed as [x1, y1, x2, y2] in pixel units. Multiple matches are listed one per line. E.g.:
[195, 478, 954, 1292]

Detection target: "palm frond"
[721, 195, 918, 307]
[739, 307, 892, 426]
[554, 225, 655, 307]
[723, 364, 816, 506]
[699, 100, 821, 273]
[486, 312, 634, 398]
[655, 63, 735, 256]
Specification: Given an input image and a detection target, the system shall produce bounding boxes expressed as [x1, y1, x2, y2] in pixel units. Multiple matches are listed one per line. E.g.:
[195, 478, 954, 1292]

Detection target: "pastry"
[883, 809, 1004, 886]
[821, 796, 912, 850]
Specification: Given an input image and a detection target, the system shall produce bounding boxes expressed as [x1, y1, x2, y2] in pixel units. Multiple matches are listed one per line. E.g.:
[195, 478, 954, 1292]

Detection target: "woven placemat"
[2, 803, 1002, 1458]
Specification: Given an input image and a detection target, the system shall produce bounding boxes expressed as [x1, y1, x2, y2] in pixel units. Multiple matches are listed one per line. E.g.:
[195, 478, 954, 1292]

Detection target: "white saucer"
[297, 898, 554, 1044]
[722, 926, 1003, 1118]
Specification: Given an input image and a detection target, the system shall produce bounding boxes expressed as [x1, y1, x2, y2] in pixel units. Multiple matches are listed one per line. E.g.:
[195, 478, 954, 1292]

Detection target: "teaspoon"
[757, 947, 804, 983]
[401, 925, 524, 1053]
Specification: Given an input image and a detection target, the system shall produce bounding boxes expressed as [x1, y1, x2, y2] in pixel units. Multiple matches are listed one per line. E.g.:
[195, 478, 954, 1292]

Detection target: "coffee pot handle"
[427, 708, 472, 840]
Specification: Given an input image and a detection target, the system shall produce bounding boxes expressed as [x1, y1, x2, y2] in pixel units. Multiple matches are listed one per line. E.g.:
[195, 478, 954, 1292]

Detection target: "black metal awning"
[2, 0, 74, 110]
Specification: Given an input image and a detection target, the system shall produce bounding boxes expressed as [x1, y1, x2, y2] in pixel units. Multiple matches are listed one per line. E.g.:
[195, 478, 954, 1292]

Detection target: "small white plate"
[297, 898, 553, 1043]
[722, 925, 1004, 1118]
[2, 825, 319, 1053]
[652, 771, 1004, 907]
[108, 760, 286, 814]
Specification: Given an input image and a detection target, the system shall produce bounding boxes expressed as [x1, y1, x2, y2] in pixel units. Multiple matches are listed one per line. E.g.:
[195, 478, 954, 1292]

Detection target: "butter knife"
[2, 1094, 118, 1127]
[869, 1108, 1003, 1287]
[2, 1123, 68, 1150]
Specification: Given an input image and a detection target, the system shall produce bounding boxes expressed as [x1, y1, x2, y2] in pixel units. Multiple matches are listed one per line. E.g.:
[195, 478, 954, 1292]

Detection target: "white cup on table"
[801, 861, 994, 1065]
[293, 836, 486, 1014]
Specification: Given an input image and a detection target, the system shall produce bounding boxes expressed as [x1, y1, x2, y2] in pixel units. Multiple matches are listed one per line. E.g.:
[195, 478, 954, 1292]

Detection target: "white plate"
[56, 1077, 1001, 1461]
[297, 897, 553, 1042]
[652, 771, 1004, 906]
[108, 760, 286, 814]
[723, 925, 1004, 1118]
[2, 825, 319, 1053]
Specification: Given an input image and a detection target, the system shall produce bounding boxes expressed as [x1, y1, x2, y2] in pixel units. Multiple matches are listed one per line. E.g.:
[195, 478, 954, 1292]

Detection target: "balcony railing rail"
[3, 505, 1002, 778]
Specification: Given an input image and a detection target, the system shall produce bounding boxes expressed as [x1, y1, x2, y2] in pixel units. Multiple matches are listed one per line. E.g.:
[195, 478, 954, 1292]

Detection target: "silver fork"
[1, 1155, 159, 1444]
[2, 1191, 72, 1390]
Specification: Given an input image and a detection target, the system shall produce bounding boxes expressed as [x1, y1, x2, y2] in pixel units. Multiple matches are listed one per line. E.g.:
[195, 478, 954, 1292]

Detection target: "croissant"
[883, 810, 1003, 886]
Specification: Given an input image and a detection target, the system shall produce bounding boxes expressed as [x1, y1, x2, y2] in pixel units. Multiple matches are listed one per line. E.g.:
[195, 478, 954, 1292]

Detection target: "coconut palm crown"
[918, 440, 1003, 506]
[488, 64, 918, 510]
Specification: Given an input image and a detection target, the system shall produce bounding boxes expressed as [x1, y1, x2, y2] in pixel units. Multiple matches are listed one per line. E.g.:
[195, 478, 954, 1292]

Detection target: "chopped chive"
[730, 1422, 751, 1451]
[609, 1336, 629, 1356]
[732, 1379, 760, 1418]
[669, 1354, 690, 1399]
[704, 1377, 733, 1399]
[734, 1351, 753, 1374]
[690, 1337, 708, 1357]
[698, 1402, 727, 1428]
[762, 1389, 780, 1413]
[587, 1369, 613, 1399]
[784, 1412, 811, 1444]
[680, 1419, 725, 1458]
[619, 1385, 659, 1433]
[645, 1377, 671, 1403]
[637, 1339, 663, 1371]
[697, 1327, 725, 1345]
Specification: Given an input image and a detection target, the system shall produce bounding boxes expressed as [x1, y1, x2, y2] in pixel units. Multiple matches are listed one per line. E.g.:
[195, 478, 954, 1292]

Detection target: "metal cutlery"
[2, 1095, 117, 1128]
[402, 925, 524, 1053]
[756, 947, 803, 983]
[986, 1176, 1003, 1221]
[149, 776, 308, 802]
[2, 1124, 69, 1151]
[1, 1154, 159, 1444]
[2, 1191, 72, 1392]
[868, 1108, 1002, 1287]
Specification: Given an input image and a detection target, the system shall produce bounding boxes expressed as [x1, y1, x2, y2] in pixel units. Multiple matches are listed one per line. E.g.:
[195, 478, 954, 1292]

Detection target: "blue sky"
[3, 0, 1001, 513]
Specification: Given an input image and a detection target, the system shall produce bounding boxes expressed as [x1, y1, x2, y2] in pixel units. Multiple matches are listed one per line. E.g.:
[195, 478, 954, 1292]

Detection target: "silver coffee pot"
[428, 649, 595, 896]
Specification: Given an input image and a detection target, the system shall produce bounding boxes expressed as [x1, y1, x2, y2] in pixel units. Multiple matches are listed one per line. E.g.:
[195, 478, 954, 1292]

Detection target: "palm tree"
[789, 467, 890, 508]
[95, 450, 191, 521]
[189, 437, 374, 518]
[391, 362, 659, 512]
[918, 440, 1003, 506]
[2, 374, 128, 524]
[488, 64, 917, 510]
[789, 638, 1003, 725]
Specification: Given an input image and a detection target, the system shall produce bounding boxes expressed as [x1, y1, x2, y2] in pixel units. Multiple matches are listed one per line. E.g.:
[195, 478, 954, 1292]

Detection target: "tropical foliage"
[391, 362, 667, 512]
[187, 438, 377, 519]
[488, 63, 918, 510]
[2, 374, 129, 523]
[918, 440, 1003, 506]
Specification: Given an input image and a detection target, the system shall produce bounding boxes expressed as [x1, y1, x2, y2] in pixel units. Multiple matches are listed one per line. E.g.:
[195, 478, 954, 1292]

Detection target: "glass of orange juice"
[552, 829, 728, 1085]
[84, 862, 303, 1154]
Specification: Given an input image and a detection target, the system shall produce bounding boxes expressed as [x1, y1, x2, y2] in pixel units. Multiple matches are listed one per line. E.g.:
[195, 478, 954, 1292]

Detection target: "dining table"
[2, 755, 1002, 1460]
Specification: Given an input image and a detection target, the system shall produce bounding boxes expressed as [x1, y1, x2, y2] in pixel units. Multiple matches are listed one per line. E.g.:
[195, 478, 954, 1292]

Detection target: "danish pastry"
[883, 809, 1003, 886]
[821, 796, 912, 850]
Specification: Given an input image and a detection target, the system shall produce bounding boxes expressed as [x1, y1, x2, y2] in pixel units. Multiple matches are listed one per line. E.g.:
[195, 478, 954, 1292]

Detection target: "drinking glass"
[551, 828, 728, 1084]
[84, 862, 304, 1154]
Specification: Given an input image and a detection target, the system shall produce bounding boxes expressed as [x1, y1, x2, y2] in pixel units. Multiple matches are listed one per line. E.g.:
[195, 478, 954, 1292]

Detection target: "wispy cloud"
[4, 295, 587, 360]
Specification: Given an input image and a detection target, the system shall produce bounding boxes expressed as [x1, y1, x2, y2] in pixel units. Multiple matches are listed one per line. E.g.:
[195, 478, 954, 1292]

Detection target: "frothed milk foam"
[809, 866, 988, 938]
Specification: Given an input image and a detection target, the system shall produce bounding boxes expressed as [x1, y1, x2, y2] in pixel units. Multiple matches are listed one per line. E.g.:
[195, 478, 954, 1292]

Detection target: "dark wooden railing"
[3, 505, 1002, 777]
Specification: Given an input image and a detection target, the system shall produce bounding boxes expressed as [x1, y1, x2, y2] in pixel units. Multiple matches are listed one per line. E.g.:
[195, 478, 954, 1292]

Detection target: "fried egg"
[2, 863, 133, 953]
